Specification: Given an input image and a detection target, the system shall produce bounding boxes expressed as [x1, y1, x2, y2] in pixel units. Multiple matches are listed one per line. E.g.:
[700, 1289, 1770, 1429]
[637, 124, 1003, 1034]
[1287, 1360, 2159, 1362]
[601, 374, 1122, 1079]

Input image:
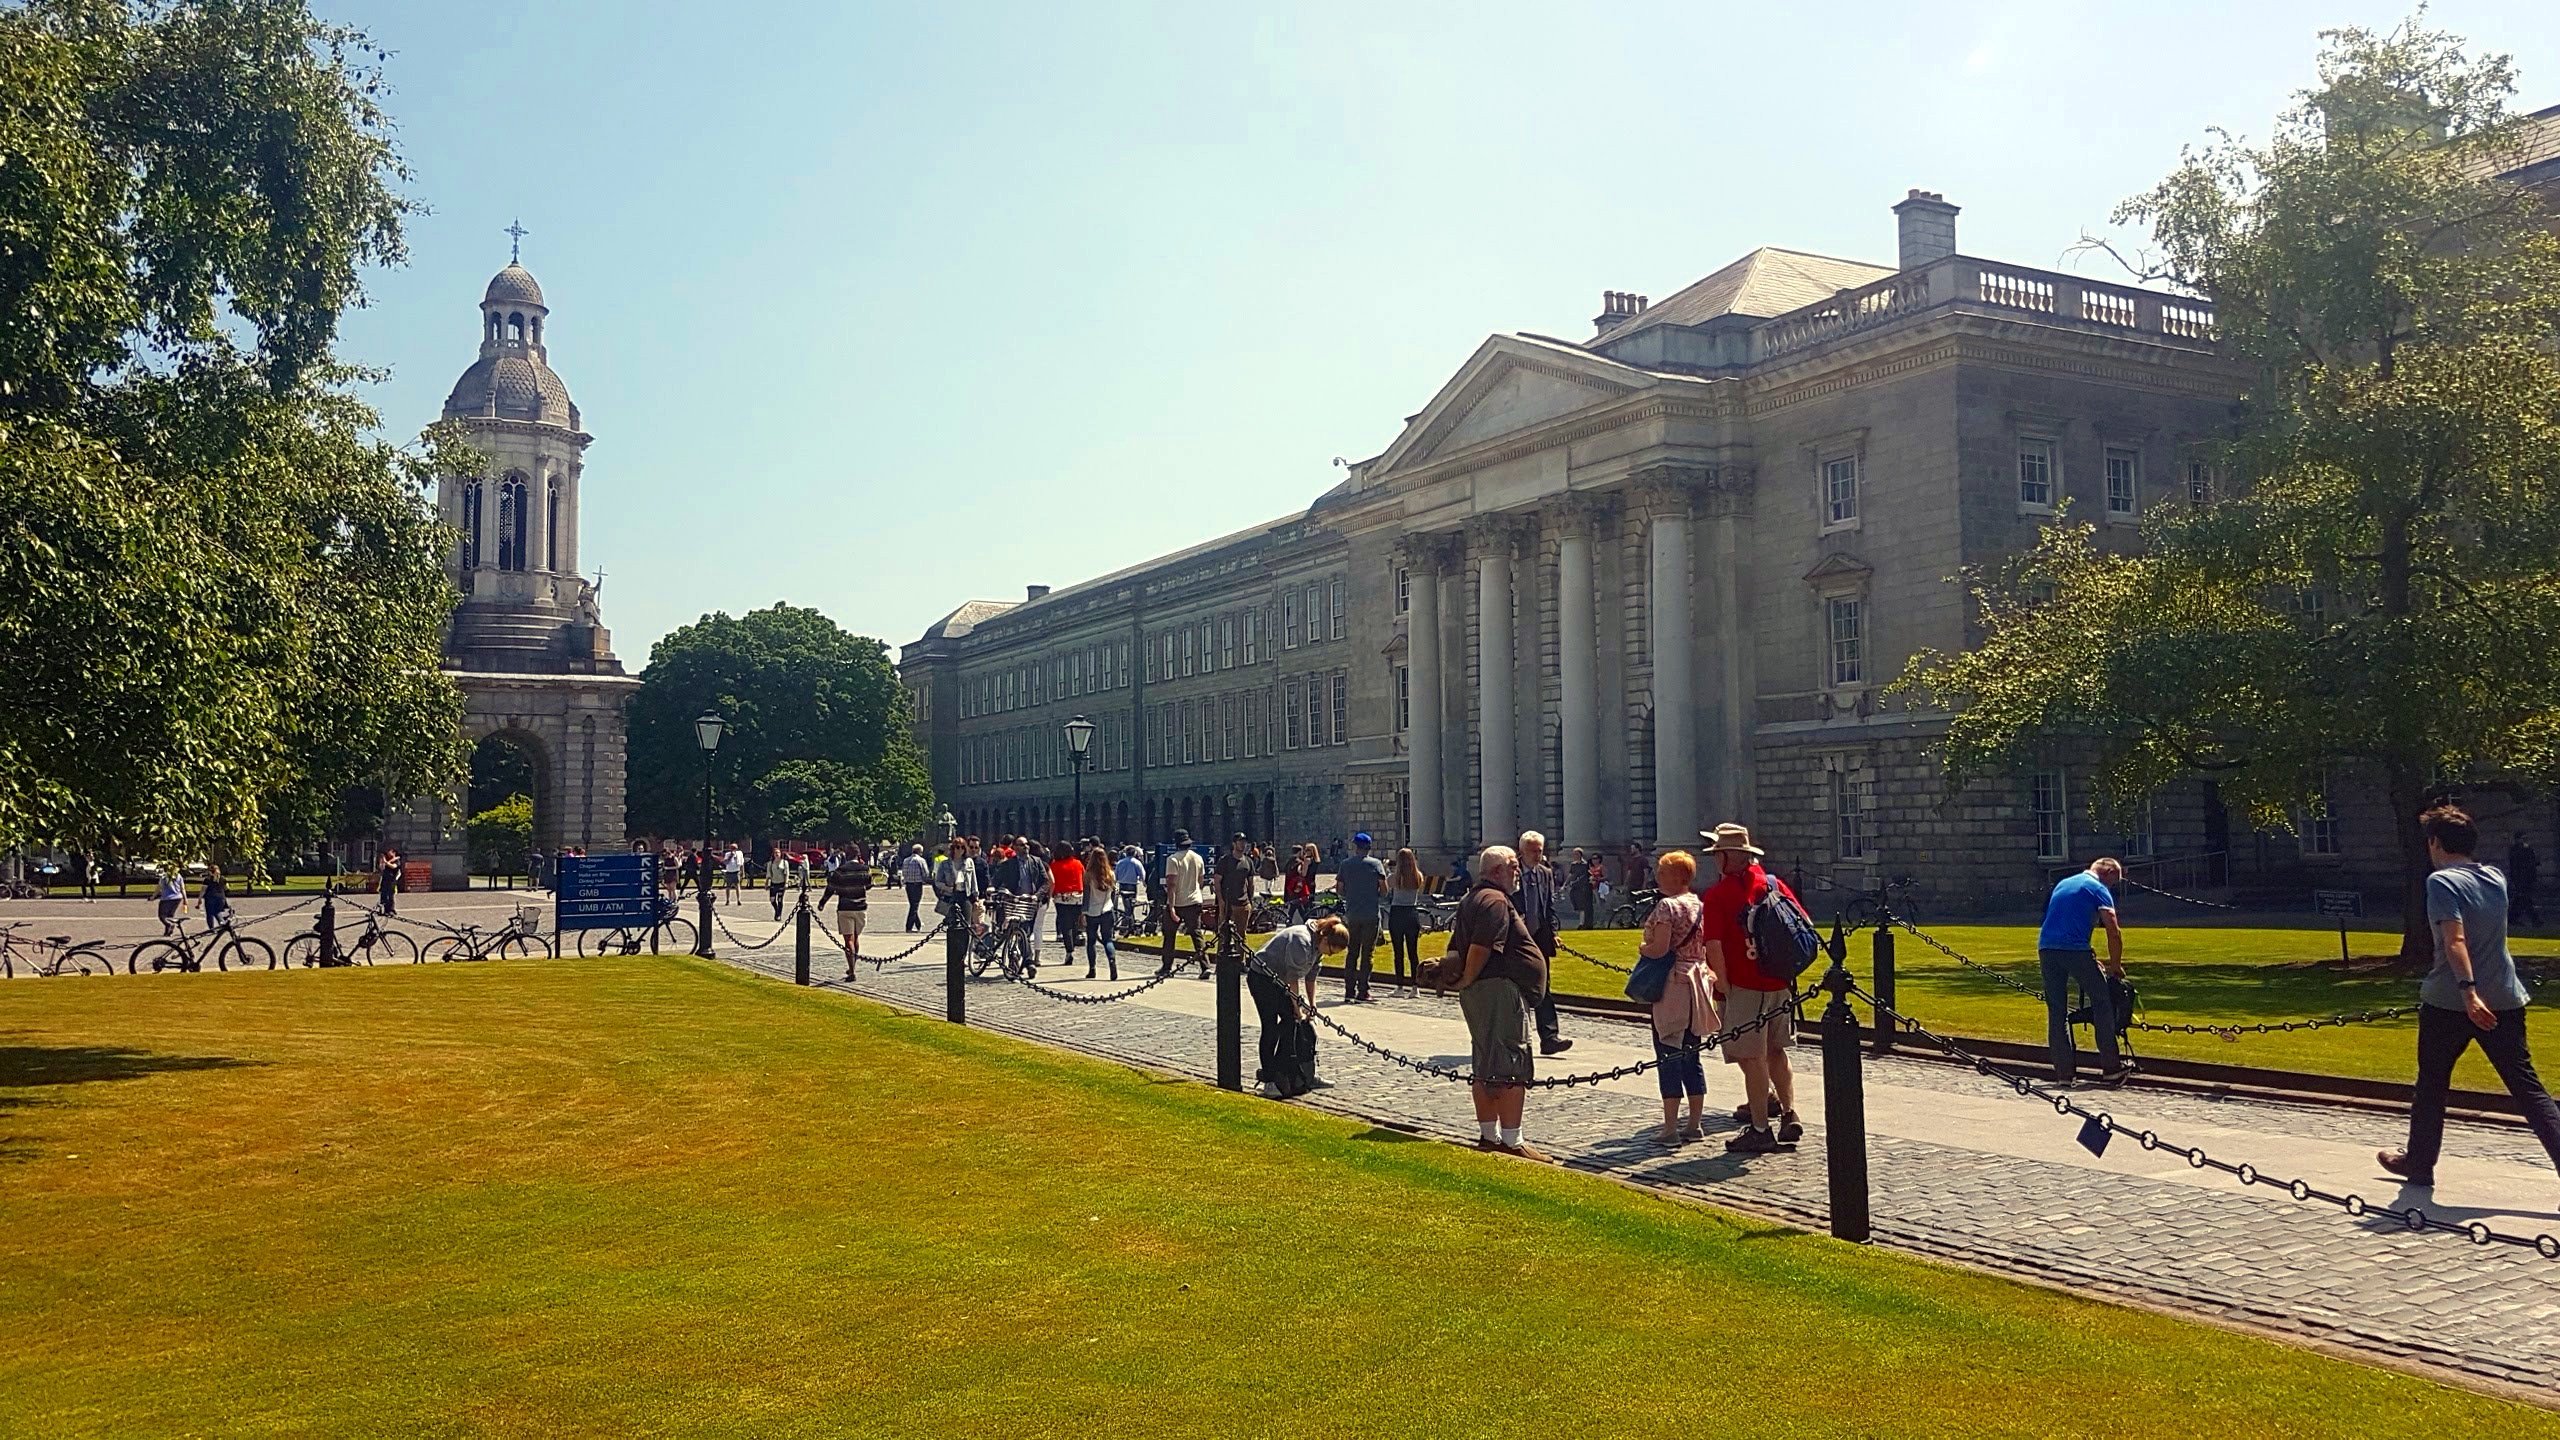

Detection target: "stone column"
[1644, 473, 1701, 847]
[1707, 471, 1756, 823]
[1402, 536, 1446, 862]
[1472, 517, 1519, 849]
[1556, 499, 1601, 851]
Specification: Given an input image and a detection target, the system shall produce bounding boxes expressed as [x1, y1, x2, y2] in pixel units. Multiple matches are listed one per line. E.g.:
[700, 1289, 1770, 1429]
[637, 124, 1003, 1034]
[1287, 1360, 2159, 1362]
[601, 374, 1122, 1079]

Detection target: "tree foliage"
[0, 0, 467, 863]
[1899, 16, 2560, 952]
[466, 793, 531, 877]
[626, 604, 934, 845]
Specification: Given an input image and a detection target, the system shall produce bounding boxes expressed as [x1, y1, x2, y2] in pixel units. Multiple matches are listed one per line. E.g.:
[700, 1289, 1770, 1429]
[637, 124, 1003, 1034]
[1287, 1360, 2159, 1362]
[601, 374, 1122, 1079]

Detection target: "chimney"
[1892, 189, 1960, 270]
[1591, 290, 1649, 336]
[1025, 584, 1050, 601]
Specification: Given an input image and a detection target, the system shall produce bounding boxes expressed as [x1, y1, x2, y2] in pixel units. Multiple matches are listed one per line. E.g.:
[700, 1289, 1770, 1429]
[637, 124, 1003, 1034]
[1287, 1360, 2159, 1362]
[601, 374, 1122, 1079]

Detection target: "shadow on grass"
[0, 1044, 261, 1091]
[1350, 1126, 1429, 1144]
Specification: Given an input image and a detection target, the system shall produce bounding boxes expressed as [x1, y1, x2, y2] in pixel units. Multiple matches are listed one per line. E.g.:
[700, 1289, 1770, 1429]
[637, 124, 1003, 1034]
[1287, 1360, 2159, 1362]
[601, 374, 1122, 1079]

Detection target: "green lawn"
[1543, 923, 2559, 1087]
[1, 958, 2551, 1436]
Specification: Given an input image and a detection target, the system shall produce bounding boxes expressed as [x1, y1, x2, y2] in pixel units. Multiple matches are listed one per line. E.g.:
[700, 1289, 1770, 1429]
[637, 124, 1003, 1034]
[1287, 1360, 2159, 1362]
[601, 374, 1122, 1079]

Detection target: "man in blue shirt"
[1335, 833, 1388, 1003]
[2037, 857, 2131, 1086]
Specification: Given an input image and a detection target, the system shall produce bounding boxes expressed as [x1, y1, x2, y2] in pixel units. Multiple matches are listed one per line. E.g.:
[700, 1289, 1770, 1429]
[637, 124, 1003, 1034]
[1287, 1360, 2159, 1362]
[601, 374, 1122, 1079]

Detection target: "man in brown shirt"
[1439, 844, 1548, 1159]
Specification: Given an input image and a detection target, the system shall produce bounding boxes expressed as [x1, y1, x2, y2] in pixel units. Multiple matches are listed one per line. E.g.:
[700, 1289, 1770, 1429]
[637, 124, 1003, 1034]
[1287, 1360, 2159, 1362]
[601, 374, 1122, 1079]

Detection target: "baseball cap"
[1353, 832, 1373, 846]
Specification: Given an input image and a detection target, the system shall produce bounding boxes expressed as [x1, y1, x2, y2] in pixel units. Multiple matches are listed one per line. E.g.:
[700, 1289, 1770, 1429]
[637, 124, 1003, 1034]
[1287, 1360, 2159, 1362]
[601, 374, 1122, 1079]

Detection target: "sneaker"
[1776, 1109, 1804, 1145]
[1724, 1126, 1780, 1155]
[2377, 1150, 2435, 1187]
[1540, 1035, 1574, 1057]
[2094, 1063, 2136, 1089]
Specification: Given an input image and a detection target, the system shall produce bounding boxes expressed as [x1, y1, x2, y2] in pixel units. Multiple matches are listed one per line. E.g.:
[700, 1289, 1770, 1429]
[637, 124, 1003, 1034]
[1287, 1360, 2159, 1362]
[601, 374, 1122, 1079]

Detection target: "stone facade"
[897, 179, 2547, 909]
[386, 259, 637, 886]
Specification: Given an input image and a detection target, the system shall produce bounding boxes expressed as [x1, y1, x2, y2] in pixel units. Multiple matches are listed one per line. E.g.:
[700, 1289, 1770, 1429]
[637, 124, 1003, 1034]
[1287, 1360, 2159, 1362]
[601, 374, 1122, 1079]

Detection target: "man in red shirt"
[1697, 823, 1802, 1155]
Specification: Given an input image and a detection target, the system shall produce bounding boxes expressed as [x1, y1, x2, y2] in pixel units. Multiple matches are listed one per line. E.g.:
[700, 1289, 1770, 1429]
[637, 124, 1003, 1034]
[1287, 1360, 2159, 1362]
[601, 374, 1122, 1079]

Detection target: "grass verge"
[1, 955, 2549, 1437]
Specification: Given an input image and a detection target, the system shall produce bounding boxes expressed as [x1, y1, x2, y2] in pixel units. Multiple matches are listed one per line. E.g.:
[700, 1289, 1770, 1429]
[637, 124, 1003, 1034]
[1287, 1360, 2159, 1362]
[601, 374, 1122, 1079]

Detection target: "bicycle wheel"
[216, 936, 277, 972]
[421, 936, 469, 963]
[655, 917, 695, 954]
[357, 928, 413, 965]
[496, 933, 550, 959]
[129, 939, 189, 975]
[283, 932, 321, 967]
[58, 944, 112, 976]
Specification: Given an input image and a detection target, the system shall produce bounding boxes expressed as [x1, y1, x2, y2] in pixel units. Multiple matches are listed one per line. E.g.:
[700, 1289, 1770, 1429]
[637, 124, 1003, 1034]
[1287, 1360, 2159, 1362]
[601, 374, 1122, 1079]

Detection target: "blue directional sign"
[555, 852, 659, 930]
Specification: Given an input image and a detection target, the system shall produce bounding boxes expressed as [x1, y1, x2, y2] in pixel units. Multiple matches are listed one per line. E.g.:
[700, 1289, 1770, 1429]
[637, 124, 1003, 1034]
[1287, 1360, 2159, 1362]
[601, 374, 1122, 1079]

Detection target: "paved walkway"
[709, 911, 2560, 1397]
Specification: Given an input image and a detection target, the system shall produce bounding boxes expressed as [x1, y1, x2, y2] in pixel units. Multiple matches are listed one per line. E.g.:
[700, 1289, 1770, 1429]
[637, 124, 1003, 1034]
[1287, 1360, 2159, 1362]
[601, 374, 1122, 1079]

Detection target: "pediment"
[1371, 336, 1656, 477]
[1802, 552, 1874, 589]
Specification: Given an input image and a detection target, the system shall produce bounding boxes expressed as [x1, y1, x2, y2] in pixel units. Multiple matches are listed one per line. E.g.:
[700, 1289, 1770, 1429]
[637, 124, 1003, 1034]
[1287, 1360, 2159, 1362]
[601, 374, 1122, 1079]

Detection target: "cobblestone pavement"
[742, 913, 2560, 1393]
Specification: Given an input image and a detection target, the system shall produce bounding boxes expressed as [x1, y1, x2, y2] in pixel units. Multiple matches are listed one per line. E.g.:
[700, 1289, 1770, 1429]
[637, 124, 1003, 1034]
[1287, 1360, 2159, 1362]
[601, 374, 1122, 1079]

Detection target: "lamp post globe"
[693, 710, 723, 957]
[1063, 714, 1095, 840]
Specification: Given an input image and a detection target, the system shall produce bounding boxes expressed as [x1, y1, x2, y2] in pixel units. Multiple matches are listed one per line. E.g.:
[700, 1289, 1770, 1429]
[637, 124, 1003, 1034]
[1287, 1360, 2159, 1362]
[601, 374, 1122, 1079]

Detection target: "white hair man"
[1432, 844, 1551, 1159]
[1512, 831, 1571, 1055]
[2039, 856, 2132, 1086]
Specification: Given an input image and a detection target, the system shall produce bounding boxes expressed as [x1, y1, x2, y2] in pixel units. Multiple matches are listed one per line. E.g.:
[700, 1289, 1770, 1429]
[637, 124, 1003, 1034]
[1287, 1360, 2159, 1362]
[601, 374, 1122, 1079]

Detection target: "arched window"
[507, 312, 525, 343]
[546, 478, 561, 571]
[459, 479, 483, 569]
[497, 474, 528, 571]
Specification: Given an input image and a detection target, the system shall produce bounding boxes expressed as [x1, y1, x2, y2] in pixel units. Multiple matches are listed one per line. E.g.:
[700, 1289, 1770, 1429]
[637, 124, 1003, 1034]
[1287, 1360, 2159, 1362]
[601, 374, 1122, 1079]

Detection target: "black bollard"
[1871, 916, 1897, 1054]
[946, 909, 967, 1025]
[794, 896, 812, 986]
[696, 874, 716, 958]
[1820, 946, 1873, 1243]
[1215, 930, 1243, 1092]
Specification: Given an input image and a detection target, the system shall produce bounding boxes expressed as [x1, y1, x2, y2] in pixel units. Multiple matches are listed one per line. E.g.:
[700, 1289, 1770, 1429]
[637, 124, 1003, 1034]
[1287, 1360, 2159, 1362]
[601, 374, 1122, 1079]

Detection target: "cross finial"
[504, 218, 529, 265]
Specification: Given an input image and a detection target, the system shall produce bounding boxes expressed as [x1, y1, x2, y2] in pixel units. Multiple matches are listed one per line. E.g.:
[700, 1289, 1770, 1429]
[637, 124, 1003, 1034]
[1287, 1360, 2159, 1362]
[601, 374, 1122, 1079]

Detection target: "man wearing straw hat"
[1697, 823, 1804, 1155]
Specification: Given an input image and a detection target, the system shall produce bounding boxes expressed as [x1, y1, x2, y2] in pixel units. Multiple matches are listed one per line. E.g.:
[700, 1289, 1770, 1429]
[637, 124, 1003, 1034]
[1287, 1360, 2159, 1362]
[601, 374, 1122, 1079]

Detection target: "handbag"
[1624, 908, 1698, 1005]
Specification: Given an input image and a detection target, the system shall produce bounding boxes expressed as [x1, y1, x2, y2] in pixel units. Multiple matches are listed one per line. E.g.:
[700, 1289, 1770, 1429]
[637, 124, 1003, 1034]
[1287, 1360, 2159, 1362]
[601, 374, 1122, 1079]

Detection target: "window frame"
[2033, 770, 2068, 862]
[1395, 567, 1410, 615]
[1826, 596, 1865, 688]
[1394, 665, 1410, 733]
[1821, 453, 1860, 531]
[1835, 769, 1872, 861]
[1329, 578, 1346, 640]
[2017, 436, 2058, 514]
[1284, 591, 1300, 648]
[1284, 680, 1303, 749]
[1244, 610, 1259, 664]
[1329, 673, 1347, 744]
[2104, 447, 2140, 523]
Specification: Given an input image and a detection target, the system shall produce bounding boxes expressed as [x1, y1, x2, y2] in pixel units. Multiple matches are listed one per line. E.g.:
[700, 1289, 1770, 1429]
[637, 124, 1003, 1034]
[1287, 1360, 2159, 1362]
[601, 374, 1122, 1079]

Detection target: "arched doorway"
[467, 730, 550, 881]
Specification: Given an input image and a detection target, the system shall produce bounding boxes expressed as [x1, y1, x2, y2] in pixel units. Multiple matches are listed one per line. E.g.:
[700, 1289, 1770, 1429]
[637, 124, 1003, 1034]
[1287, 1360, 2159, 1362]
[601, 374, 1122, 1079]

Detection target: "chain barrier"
[2120, 875, 2244, 911]
[1005, 961, 1183, 1006]
[1552, 940, 1632, 974]
[1893, 918, 2047, 998]
[859, 921, 947, 967]
[712, 909, 795, 952]
[1306, 983, 1819, 1090]
[1856, 985, 2560, 1262]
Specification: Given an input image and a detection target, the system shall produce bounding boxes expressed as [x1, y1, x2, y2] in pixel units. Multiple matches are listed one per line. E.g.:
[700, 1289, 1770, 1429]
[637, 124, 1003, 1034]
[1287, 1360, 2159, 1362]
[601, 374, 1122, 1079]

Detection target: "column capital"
[1393, 529, 1463, 572]
[1629, 462, 1718, 517]
[1463, 511, 1534, 561]
[1554, 488, 1622, 532]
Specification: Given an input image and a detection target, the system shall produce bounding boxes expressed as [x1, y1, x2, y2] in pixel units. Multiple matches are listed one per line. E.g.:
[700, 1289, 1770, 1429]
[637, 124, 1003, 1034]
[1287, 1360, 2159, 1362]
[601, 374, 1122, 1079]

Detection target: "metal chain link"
[1553, 939, 1632, 974]
[859, 921, 947, 967]
[712, 910, 794, 951]
[2120, 875, 2243, 911]
[1855, 984, 2560, 1262]
[1893, 918, 2046, 997]
[1307, 984, 1818, 1090]
[1005, 963, 1183, 1005]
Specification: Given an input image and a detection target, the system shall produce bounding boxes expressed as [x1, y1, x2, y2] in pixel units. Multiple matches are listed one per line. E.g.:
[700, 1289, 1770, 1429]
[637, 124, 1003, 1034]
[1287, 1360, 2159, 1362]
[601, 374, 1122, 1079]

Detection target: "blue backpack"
[1745, 879, 1823, 985]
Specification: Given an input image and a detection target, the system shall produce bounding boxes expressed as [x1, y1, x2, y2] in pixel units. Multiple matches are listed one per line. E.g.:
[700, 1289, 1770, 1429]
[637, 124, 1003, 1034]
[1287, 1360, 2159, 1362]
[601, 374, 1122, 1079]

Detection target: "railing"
[1752, 255, 2216, 363]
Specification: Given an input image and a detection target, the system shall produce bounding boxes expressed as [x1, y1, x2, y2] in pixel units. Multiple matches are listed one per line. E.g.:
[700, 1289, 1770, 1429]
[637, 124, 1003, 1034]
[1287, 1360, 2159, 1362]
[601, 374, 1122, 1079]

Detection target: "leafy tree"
[626, 604, 934, 845]
[1900, 17, 2560, 956]
[0, 0, 467, 865]
[467, 794, 532, 878]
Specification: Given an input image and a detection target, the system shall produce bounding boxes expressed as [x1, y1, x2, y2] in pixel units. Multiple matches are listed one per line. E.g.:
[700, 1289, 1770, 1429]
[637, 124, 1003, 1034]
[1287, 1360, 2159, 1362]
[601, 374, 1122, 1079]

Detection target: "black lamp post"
[1064, 714, 1095, 841]
[693, 709, 724, 956]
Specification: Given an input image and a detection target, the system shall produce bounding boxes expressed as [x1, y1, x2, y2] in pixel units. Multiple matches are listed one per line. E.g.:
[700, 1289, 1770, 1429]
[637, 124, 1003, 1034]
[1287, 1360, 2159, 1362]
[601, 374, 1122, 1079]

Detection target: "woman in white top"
[1081, 842, 1120, 979]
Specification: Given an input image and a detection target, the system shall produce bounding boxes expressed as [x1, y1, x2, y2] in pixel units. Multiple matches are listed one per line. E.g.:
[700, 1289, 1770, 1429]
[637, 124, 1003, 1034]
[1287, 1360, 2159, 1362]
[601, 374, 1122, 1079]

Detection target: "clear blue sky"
[329, 0, 2558, 663]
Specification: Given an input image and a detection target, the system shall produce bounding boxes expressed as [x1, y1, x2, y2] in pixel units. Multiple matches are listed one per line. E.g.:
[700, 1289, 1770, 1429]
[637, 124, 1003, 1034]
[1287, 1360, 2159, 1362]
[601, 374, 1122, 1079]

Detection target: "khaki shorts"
[1719, 985, 1797, 1063]
[1459, 977, 1535, 1086]
[836, 909, 865, 939]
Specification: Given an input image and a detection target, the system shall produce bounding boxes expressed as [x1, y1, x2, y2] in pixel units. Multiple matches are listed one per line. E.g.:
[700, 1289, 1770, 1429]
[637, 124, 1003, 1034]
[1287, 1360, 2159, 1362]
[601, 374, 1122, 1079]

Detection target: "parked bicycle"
[1839, 874, 1923, 930]
[1608, 887, 1665, 930]
[970, 894, 1040, 980]
[573, 896, 696, 956]
[0, 921, 112, 977]
[422, 911, 553, 962]
[129, 916, 276, 974]
[282, 906, 418, 967]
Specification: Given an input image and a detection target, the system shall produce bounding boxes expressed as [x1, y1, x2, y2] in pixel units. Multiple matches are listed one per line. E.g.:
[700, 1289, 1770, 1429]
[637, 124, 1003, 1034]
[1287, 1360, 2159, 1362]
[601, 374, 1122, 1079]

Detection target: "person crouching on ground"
[822, 843, 871, 979]
[2037, 856, 2132, 1087]
[1698, 824, 1803, 1154]
[1250, 916, 1344, 1098]
[2379, 805, 2560, 1189]
[1643, 849, 1716, 1144]
[1433, 844, 1550, 1160]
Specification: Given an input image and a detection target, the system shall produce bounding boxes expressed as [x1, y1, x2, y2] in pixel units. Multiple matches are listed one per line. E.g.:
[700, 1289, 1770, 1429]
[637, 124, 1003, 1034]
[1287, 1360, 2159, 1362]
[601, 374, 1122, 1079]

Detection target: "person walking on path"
[900, 844, 931, 930]
[934, 838, 982, 975]
[1514, 831, 1572, 1056]
[1432, 844, 1549, 1160]
[1158, 831, 1207, 975]
[376, 849, 402, 918]
[201, 869, 233, 932]
[1642, 850, 1716, 1144]
[2379, 806, 2560, 1188]
[2037, 856, 2132, 1088]
[1213, 834, 1257, 966]
[821, 844, 871, 979]
[1568, 847, 1596, 929]
[1284, 845, 1316, 922]
[155, 869, 187, 935]
[765, 843, 792, 921]
[1049, 844, 1085, 955]
[1081, 842, 1120, 978]
[1387, 848, 1427, 992]
[1250, 917, 1344, 1098]
[2506, 834, 2542, 928]
[1698, 824, 1804, 1154]
[724, 844, 745, 905]
[1336, 833, 1388, 1002]
[1114, 845, 1145, 925]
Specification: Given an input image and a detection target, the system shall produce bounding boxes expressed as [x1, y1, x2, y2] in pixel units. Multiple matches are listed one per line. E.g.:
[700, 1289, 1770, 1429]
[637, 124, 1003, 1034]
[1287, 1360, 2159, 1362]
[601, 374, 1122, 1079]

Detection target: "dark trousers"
[1572, 888, 1596, 929]
[2405, 1002, 2560, 1176]
[1057, 903, 1082, 949]
[1388, 906, 1420, 981]
[2039, 947, 2119, 1080]
[1247, 969, 1295, 1086]
[1345, 916, 1379, 999]
[769, 883, 787, 920]
[905, 882, 924, 930]
[2515, 881, 2542, 926]
[378, 877, 397, 916]
[1535, 984, 1563, 1042]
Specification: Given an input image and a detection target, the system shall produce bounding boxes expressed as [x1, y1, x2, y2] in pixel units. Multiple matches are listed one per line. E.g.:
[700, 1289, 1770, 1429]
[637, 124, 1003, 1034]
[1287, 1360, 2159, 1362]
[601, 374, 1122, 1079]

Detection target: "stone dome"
[444, 352, 576, 424]
[483, 263, 546, 309]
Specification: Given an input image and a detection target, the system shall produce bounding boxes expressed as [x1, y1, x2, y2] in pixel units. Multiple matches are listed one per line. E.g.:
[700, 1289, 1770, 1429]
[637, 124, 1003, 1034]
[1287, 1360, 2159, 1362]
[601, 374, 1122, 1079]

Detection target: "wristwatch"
[2458, 978, 2479, 988]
